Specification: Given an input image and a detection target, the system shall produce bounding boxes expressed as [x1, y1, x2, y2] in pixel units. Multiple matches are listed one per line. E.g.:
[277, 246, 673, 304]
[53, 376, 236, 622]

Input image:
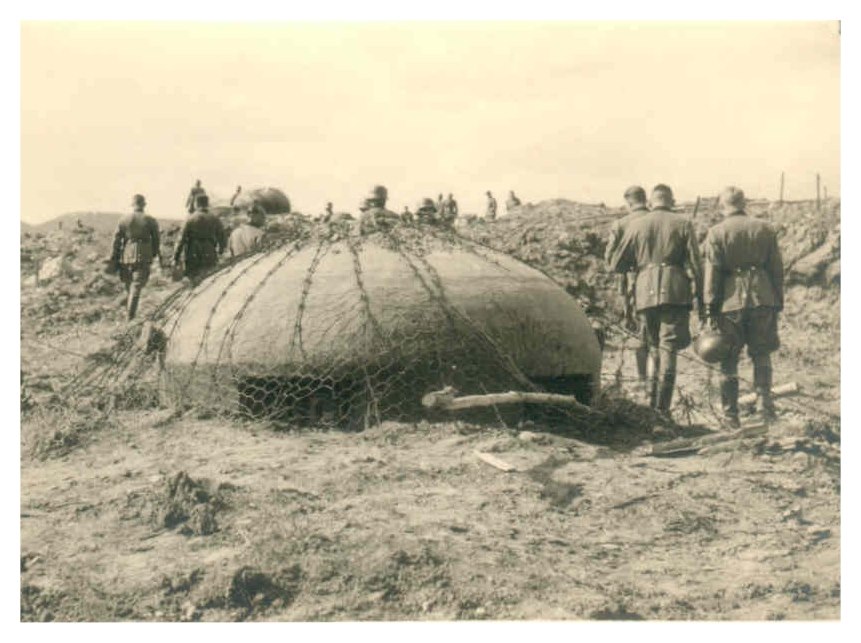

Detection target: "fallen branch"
[422, 386, 603, 417]
[474, 451, 517, 472]
[738, 381, 799, 406]
[646, 424, 767, 457]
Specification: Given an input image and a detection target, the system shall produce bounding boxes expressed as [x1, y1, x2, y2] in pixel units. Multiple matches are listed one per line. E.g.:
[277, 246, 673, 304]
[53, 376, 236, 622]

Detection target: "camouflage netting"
[64, 222, 602, 430]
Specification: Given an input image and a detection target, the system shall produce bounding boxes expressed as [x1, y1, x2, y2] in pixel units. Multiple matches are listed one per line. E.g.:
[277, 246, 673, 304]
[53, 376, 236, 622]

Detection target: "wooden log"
[422, 387, 603, 416]
[738, 381, 799, 406]
[648, 424, 767, 456]
[474, 451, 517, 472]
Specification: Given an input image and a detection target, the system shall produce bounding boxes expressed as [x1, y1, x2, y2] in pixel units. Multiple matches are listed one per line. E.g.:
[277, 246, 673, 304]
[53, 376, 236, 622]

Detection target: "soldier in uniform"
[228, 206, 267, 258]
[415, 198, 438, 224]
[610, 184, 704, 414]
[324, 202, 334, 220]
[401, 205, 414, 223]
[110, 194, 161, 320]
[173, 193, 228, 283]
[486, 191, 498, 220]
[442, 193, 459, 220]
[358, 185, 400, 234]
[704, 186, 784, 425]
[506, 190, 522, 213]
[185, 179, 206, 214]
[605, 186, 651, 388]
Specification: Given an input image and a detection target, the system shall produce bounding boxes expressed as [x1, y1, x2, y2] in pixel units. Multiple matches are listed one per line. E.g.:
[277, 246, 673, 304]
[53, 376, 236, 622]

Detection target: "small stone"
[475, 607, 486, 617]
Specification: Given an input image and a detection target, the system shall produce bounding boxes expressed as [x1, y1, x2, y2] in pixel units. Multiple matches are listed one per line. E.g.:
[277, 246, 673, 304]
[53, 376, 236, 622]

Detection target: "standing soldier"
[185, 179, 206, 214]
[703, 186, 784, 425]
[109, 194, 161, 321]
[506, 190, 522, 213]
[605, 186, 651, 389]
[173, 194, 227, 283]
[436, 193, 444, 214]
[228, 206, 267, 258]
[485, 191, 498, 220]
[442, 193, 459, 225]
[324, 202, 334, 220]
[401, 205, 414, 223]
[610, 184, 704, 414]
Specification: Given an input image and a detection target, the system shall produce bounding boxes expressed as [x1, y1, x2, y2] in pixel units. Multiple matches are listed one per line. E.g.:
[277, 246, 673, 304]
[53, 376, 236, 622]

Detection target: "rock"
[38, 255, 70, 283]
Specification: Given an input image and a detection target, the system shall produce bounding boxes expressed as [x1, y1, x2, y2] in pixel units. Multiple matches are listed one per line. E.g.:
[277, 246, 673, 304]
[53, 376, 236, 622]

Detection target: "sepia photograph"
[17, 13, 844, 627]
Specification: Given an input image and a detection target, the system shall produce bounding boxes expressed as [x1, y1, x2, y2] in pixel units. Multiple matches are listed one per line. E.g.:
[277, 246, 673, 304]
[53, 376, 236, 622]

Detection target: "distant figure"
[173, 193, 228, 282]
[228, 207, 267, 258]
[605, 185, 650, 388]
[402, 206, 414, 223]
[324, 202, 334, 220]
[110, 194, 161, 320]
[609, 184, 703, 415]
[704, 186, 784, 426]
[230, 185, 242, 207]
[485, 191, 498, 220]
[505, 190, 522, 213]
[185, 179, 206, 214]
[359, 185, 400, 234]
[441, 193, 459, 226]
[76, 218, 83, 229]
[415, 198, 439, 225]
[436, 193, 444, 214]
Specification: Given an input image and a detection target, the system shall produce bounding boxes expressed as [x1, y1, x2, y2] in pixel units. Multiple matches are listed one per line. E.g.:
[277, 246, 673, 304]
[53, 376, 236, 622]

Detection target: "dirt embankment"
[20, 200, 840, 621]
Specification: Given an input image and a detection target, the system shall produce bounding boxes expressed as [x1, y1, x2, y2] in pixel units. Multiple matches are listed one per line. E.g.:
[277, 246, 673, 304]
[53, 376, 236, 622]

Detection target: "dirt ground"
[19, 201, 840, 621]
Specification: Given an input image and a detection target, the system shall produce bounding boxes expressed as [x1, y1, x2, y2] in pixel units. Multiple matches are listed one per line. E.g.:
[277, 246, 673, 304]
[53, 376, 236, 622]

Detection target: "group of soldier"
[605, 183, 784, 428]
[107, 178, 783, 427]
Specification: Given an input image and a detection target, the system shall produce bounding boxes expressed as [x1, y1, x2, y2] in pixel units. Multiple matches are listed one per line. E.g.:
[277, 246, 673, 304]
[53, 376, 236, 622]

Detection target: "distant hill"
[22, 211, 184, 235]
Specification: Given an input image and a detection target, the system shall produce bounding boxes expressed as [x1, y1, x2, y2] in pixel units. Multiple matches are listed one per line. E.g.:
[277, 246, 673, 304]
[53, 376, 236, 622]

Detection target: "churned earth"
[20, 199, 840, 621]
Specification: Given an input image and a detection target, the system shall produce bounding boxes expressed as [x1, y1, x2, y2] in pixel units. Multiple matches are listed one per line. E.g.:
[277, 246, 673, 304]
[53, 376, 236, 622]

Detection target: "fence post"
[816, 173, 821, 211]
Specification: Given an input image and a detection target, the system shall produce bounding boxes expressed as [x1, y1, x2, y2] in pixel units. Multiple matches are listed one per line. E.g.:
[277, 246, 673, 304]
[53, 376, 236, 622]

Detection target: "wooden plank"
[738, 381, 799, 406]
[474, 451, 517, 472]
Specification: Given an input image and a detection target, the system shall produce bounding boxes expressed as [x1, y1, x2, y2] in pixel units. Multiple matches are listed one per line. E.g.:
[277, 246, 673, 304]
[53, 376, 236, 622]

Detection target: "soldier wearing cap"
[486, 191, 498, 221]
[704, 186, 784, 425]
[358, 185, 400, 234]
[228, 205, 267, 258]
[173, 193, 228, 282]
[185, 179, 206, 214]
[605, 186, 651, 387]
[415, 198, 439, 225]
[401, 205, 414, 223]
[109, 194, 161, 320]
[610, 184, 704, 414]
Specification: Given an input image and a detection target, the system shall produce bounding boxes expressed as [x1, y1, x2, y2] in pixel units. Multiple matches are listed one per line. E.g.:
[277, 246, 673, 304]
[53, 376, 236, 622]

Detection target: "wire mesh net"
[60, 221, 603, 431]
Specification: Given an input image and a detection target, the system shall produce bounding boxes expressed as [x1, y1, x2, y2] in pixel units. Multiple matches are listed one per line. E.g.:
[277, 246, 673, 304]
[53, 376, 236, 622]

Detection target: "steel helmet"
[693, 328, 732, 364]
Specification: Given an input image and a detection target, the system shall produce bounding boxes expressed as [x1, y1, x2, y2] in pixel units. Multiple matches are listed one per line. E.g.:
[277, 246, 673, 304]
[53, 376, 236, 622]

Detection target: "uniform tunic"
[173, 210, 228, 278]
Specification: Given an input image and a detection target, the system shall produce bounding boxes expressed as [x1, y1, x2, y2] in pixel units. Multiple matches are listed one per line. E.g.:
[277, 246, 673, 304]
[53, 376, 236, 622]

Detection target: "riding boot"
[127, 292, 140, 321]
[635, 346, 648, 385]
[719, 376, 741, 428]
[753, 354, 776, 422]
[647, 349, 660, 408]
[657, 372, 676, 414]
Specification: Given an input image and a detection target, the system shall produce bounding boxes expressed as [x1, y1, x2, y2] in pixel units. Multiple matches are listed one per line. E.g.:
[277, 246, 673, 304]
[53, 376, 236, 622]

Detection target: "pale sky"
[20, 21, 840, 222]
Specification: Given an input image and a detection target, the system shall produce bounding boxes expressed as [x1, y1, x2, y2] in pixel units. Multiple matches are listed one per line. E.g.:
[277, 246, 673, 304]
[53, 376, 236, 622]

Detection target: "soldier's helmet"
[249, 208, 266, 226]
[368, 185, 388, 202]
[719, 186, 746, 211]
[623, 185, 646, 204]
[132, 194, 146, 208]
[694, 328, 733, 364]
[195, 194, 210, 209]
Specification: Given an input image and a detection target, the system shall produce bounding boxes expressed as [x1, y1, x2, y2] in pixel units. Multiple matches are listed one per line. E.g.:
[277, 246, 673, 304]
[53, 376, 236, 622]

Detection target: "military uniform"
[173, 206, 227, 281]
[486, 194, 498, 220]
[506, 192, 521, 212]
[605, 204, 650, 380]
[185, 183, 206, 214]
[704, 208, 784, 424]
[610, 205, 703, 411]
[228, 223, 266, 257]
[111, 200, 160, 320]
[442, 195, 458, 225]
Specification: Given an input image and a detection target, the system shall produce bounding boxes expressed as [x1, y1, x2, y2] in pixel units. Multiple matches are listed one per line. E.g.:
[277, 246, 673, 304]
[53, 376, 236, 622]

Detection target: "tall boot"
[635, 346, 648, 384]
[753, 354, 776, 422]
[647, 349, 660, 408]
[719, 376, 740, 428]
[655, 349, 677, 415]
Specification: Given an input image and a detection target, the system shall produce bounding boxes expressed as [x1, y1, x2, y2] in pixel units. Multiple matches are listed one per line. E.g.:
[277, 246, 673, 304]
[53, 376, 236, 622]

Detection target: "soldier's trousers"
[119, 263, 151, 320]
[639, 305, 690, 412]
[718, 307, 779, 423]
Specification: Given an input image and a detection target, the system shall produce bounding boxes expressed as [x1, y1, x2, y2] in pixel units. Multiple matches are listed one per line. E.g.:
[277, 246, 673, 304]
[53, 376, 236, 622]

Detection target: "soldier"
[185, 179, 206, 214]
[415, 198, 438, 224]
[324, 202, 334, 220]
[610, 184, 704, 414]
[173, 193, 228, 283]
[109, 194, 161, 320]
[704, 186, 784, 425]
[442, 193, 459, 225]
[605, 186, 651, 387]
[358, 185, 400, 234]
[228, 206, 267, 258]
[402, 205, 414, 223]
[436, 193, 444, 214]
[506, 190, 522, 213]
[486, 191, 498, 220]
[230, 185, 242, 207]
